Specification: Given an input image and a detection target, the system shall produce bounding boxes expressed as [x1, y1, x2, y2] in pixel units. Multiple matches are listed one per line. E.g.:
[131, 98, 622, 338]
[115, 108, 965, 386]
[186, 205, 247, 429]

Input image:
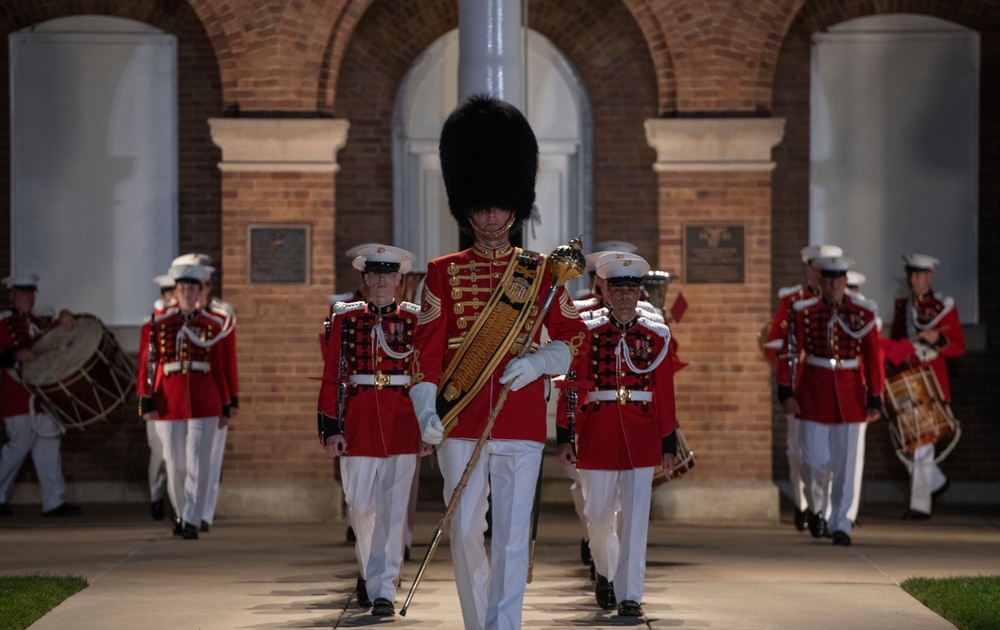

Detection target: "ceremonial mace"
[400, 236, 586, 616]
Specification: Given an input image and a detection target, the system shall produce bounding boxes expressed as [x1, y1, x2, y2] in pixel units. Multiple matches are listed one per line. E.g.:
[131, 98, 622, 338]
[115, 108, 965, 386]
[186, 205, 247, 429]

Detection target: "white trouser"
[907, 443, 947, 514]
[579, 467, 653, 604]
[405, 459, 420, 549]
[438, 438, 543, 630]
[786, 414, 808, 512]
[847, 422, 867, 522]
[341, 454, 416, 602]
[0, 412, 66, 511]
[567, 465, 589, 538]
[799, 420, 863, 534]
[201, 425, 228, 525]
[146, 420, 167, 503]
[155, 418, 217, 527]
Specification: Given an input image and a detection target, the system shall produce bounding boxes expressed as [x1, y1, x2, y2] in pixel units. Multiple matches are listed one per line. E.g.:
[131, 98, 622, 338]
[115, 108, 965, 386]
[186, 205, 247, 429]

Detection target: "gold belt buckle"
[616, 387, 631, 405]
[374, 372, 390, 390]
[832, 358, 843, 369]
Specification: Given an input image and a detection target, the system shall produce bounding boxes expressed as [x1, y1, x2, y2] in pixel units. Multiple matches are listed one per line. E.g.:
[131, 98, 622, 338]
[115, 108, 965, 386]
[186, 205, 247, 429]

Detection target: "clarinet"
[787, 309, 798, 394]
[566, 369, 579, 457]
[147, 311, 158, 397]
[335, 319, 349, 433]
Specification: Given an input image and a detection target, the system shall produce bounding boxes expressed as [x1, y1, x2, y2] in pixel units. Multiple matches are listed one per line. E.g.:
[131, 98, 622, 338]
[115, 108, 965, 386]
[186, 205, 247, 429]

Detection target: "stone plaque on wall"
[249, 225, 310, 284]
[683, 224, 745, 284]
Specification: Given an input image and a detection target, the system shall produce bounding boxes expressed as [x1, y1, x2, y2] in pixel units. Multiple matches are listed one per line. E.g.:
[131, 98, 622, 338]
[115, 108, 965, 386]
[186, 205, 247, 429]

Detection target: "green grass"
[0, 576, 87, 630]
[902, 576, 1000, 630]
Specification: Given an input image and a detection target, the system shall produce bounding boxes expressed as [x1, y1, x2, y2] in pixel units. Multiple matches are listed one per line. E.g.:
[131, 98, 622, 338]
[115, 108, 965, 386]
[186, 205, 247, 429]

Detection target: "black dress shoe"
[42, 503, 81, 517]
[404, 546, 411, 561]
[0, 503, 12, 517]
[355, 575, 371, 608]
[807, 511, 827, 538]
[346, 525, 356, 544]
[199, 522, 210, 533]
[580, 538, 593, 566]
[932, 479, 951, 502]
[589, 562, 595, 581]
[831, 531, 851, 546]
[617, 600, 643, 617]
[371, 597, 394, 616]
[902, 509, 931, 520]
[793, 508, 808, 532]
[595, 574, 616, 610]
[180, 522, 199, 540]
[150, 498, 165, 521]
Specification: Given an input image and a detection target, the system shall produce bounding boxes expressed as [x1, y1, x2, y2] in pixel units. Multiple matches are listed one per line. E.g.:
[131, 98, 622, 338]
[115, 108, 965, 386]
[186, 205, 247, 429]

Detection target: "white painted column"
[458, 0, 525, 110]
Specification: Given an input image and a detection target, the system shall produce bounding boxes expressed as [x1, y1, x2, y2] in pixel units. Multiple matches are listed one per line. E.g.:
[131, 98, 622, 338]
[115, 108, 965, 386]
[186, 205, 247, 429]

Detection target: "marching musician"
[0, 273, 80, 518]
[410, 94, 588, 630]
[556, 253, 677, 618]
[317, 244, 427, 617]
[762, 244, 842, 533]
[573, 240, 637, 303]
[146, 274, 177, 521]
[176, 254, 240, 534]
[137, 261, 229, 539]
[776, 255, 883, 547]
[882, 253, 965, 520]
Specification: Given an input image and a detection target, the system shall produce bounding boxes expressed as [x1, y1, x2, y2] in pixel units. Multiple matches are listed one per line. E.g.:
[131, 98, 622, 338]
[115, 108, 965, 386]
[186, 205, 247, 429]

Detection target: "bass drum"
[652, 426, 695, 488]
[885, 364, 961, 464]
[19, 314, 136, 430]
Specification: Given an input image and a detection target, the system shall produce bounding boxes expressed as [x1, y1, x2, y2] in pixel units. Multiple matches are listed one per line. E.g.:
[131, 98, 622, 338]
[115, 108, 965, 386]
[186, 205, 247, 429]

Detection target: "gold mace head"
[548, 235, 586, 287]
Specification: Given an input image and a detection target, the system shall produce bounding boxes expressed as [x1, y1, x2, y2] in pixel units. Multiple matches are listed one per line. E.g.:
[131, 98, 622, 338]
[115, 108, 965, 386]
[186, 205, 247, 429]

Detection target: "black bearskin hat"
[439, 94, 538, 230]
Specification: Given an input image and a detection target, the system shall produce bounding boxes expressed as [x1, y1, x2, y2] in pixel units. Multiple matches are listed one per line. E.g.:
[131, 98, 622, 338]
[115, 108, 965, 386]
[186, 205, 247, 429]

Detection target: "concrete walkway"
[1, 503, 998, 629]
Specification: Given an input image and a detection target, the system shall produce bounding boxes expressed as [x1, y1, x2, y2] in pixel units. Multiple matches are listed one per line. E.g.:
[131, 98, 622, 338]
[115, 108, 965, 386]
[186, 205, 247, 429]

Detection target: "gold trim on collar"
[472, 240, 514, 259]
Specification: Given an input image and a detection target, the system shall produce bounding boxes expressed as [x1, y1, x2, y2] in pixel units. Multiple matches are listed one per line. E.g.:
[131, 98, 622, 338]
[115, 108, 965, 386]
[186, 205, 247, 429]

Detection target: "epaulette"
[639, 316, 670, 339]
[400, 301, 420, 315]
[333, 300, 366, 316]
[573, 297, 600, 311]
[778, 284, 803, 300]
[209, 297, 234, 316]
[580, 306, 609, 321]
[792, 296, 819, 311]
[0, 310, 11, 321]
[585, 314, 608, 330]
[933, 292, 955, 309]
[154, 307, 179, 322]
[635, 305, 664, 323]
[848, 294, 878, 315]
[637, 299, 657, 312]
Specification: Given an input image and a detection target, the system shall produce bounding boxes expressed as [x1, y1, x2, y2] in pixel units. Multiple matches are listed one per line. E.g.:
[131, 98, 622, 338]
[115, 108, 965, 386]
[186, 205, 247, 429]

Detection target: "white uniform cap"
[172, 253, 214, 267]
[811, 255, 854, 276]
[153, 274, 176, 290]
[2, 273, 40, 290]
[800, 244, 843, 264]
[585, 250, 634, 273]
[168, 263, 214, 284]
[351, 244, 413, 275]
[903, 253, 939, 271]
[345, 242, 381, 260]
[592, 240, 637, 255]
[846, 270, 866, 287]
[596, 252, 651, 285]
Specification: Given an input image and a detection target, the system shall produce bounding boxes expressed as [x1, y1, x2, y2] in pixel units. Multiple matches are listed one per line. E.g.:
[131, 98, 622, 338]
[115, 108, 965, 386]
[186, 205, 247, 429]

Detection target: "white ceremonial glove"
[912, 341, 939, 364]
[499, 340, 571, 392]
[410, 381, 444, 445]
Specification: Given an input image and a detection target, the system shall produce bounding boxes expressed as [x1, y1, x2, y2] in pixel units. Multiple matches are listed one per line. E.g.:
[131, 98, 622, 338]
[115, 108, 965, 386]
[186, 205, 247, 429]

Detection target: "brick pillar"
[208, 119, 349, 520]
[645, 118, 785, 523]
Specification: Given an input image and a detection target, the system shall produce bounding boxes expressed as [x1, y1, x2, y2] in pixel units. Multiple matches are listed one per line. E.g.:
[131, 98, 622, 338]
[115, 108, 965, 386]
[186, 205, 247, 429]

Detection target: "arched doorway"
[392, 28, 592, 271]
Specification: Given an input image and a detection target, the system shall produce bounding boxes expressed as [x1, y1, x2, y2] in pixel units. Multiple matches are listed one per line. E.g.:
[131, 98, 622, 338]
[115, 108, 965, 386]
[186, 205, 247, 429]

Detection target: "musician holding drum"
[777, 255, 883, 547]
[882, 253, 965, 520]
[556, 253, 678, 618]
[409, 95, 588, 630]
[0, 273, 81, 517]
[137, 261, 229, 540]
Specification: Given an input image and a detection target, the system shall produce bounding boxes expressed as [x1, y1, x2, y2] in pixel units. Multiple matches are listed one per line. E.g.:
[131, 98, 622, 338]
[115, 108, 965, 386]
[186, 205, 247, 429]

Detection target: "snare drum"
[19, 315, 136, 430]
[885, 365, 958, 454]
[652, 426, 695, 488]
